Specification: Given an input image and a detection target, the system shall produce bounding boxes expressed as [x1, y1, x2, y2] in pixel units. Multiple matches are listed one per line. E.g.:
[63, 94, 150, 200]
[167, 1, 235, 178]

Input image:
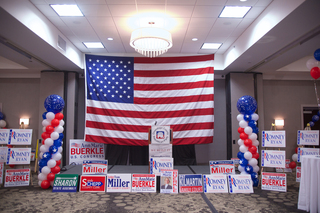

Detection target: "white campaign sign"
[203, 174, 229, 193]
[297, 130, 319, 146]
[262, 131, 286, 147]
[0, 147, 7, 162]
[0, 162, 4, 183]
[0, 129, 10, 144]
[261, 150, 286, 168]
[69, 139, 105, 165]
[149, 144, 172, 158]
[8, 129, 33, 145]
[5, 169, 30, 187]
[107, 174, 131, 193]
[6, 148, 31, 165]
[261, 172, 287, 192]
[297, 147, 320, 162]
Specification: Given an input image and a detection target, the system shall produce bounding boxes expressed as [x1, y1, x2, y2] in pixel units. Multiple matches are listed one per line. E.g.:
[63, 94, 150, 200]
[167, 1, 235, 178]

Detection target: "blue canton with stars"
[86, 55, 134, 103]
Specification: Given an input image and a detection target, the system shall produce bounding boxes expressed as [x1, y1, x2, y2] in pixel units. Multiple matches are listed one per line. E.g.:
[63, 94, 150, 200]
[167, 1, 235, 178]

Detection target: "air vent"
[57, 35, 66, 51]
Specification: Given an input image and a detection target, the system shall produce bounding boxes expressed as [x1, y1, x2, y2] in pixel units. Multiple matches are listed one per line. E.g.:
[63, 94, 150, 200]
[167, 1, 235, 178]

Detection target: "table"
[298, 155, 320, 213]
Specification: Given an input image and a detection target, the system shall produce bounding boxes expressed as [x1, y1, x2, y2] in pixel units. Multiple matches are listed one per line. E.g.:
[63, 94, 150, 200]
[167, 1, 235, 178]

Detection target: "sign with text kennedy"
[262, 131, 286, 147]
[261, 150, 286, 168]
[297, 130, 319, 146]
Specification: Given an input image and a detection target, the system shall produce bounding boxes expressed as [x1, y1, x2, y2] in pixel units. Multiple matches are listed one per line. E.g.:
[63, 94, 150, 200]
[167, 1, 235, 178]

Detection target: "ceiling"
[0, 0, 320, 79]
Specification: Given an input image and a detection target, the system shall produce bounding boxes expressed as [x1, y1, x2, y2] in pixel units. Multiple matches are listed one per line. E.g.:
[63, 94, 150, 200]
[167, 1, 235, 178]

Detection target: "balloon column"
[236, 95, 260, 187]
[38, 94, 65, 189]
[0, 111, 7, 128]
[308, 48, 320, 80]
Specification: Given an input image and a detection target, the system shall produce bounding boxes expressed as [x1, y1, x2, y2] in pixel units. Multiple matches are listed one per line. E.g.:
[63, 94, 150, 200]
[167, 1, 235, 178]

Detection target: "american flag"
[85, 54, 214, 146]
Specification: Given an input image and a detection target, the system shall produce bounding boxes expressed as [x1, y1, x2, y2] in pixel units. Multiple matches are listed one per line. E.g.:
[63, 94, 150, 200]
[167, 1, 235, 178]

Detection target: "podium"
[148, 126, 173, 159]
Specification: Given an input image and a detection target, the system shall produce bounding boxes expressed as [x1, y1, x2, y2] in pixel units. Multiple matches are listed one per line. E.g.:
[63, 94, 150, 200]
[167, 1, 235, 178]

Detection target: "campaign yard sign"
[0, 147, 7, 162]
[0, 129, 10, 144]
[80, 175, 106, 192]
[151, 126, 170, 144]
[69, 139, 105, 165]
[228, 174, 253, 194]
[82, 160, 108, 175]
[284, 159, 292, 172]
[132, 174, 156, 193]
[4, 169, 30, 187]
[296, 167, 301, 182]
[203, 174, 228, 193]
[179, 174, 203, 193]
[8, 129, 33, 145]
[149, 157, 173, 176]
[6, 148, 31, 165]
[107, 174, 131, 192]
[231, 158, 240, 165]
[297, 148, 320, 162]
[52, 174, 79, 192]
[210, 160, 235, 174]
[149, 144, 172, 158]
[261, 172, 287, 192]
[160, 169, 178, 194]
[262, 131, 286, 147]
[261, 150, 286, 168]
[297, 130, 319, 146]
[0, 162, 4, 184]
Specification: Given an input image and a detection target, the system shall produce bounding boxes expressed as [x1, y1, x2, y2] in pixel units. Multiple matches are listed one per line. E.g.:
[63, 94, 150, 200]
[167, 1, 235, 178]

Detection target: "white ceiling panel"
[108, 5, 138, 17]
[188, 17, 217, 28]
[77, 5, 112, 17]
[196, 0, 227, 6]
[76, 0, 107, 5]
[192, 6, 224, 18]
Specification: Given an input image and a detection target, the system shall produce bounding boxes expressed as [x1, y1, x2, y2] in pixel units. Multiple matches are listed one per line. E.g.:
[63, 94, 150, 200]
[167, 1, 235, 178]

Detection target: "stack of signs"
[107, 174, 131, 192]
[0, 162, 3, 184]
[210, 160, 235, 174]
[228, 174, 253, 193]
[52, 174, 79, 192]
[296, 167, 301, 182]
[69, 139, 105, 165]
[179, 174, 203, 193]
[4, 169, 30, 187]
[297, 130, 319, 146]
[8, 129, 33, 145]
[160, 169, 178, 194]
[6, 148, 31, 165]
[132, 174, 156, 193]
[0, 129, 10, 144]
[262, 131, 286, 147]
[261, 172, 287, 192]
[297, 148, 320, 162]
[261, 150, 286, 168]
[150, 157, 173, 176]
[80, 160, 108, 192]
[149, 144, 172, 158]
[203, 174, 228, 193]
[231, 158, 240, 166]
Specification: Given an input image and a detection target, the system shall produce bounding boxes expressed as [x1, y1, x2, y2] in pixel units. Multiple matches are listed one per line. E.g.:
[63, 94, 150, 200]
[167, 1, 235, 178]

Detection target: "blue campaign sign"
[179, 174, 203, 193]
[52, 174, 79, 192]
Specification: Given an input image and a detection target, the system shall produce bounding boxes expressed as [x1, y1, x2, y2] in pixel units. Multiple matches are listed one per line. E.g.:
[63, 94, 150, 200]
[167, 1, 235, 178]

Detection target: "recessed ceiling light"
[192, 38, 198, 41]
[201, 43, 222, 49]
[107, 38, 114, 41]
[83, 42, 104, 49]
[50, 5, 84, 17]
[219, 6, 251, 18]
[240, 0, 247, 2]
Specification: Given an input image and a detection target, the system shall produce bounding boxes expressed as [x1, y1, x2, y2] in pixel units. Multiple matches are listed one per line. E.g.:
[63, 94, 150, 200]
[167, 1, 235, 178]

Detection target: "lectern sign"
[151, 126, 170, 144]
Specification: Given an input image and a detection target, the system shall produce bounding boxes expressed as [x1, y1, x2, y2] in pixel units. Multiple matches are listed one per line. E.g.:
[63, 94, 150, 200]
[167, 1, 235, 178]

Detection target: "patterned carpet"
[0, 171, 306, 213]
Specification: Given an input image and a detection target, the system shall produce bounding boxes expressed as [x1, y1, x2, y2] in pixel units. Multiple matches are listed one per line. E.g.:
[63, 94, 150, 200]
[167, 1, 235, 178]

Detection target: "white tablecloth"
[298, 155, 320, 213]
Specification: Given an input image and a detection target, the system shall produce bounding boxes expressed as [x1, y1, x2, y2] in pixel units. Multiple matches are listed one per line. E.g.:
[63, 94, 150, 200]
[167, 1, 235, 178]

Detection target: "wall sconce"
[275, 119, 284, 127]
[20, 118, 29, 125]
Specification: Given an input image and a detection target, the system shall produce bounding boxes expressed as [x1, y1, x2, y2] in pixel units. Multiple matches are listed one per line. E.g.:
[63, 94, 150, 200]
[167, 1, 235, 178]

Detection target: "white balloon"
[58, 146, 63, 153]
[249, 158, 258, 166]
[251, 113, 259, 121]
[46, 112, 55, 121]
[238, 165, 245, 172]
[59, 120, 65, 127]
[50, 181, 54, 187]
[42, 119, 50, 127]
[238, 139, 244, 146]
[38, 180, 43, 187]
[50, 132, 59, 140]
[244, 126, 253, 135]
[41, 166, 51, 175]
[239, 120, 248, 128]
[292, 153, 298, 162]
[52, 152, 62, 161]
[47, 159, 57, 168]
[38, 173, 47, 181]
[44, 138, 53, 147]
[239, 145, 248, 153]
[306, 58, 319, 70]
[40, 145, 48, 153]
[54, 126, 64, 133]
[39, 152, 44, 159]
[240, 171, 248, 175]
[253, 165, 260, 173]
[42, 127, 46, 132]
[244, 151, 252, 160]
[252, 139, 259, 147]
[249, 133, 257, 141]
[0, 120, 7, 127]
[237, 114, 244, 121]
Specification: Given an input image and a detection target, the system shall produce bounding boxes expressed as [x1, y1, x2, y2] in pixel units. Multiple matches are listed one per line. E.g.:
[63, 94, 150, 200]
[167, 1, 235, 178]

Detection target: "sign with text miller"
[262, 131, 286, 147]
[69, 139, 105, 165]
[82, 160, 108, 175]
[297, 130, 319, 146]
[107, 174, 131, 193]
[261, 150, 286, 168]
[210, 160, 235, 174]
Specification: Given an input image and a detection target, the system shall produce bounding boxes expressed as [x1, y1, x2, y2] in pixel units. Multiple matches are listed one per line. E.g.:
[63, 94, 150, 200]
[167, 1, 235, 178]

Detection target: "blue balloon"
[314, 48, 320, 61]
[39, 159, 47, 167]
[44, 94, 65, 114]
[0, 112, 4, 120]
[309, 121, 315, 127]
[243, 114, 252, 122]
[42, 112, 47, 120]
[253, 127, 259, 134]
[237, 151, 244, 159]
[317, 110, 320, 117]
[239, 158, 248, 167]
[251, 172, 258, 180]
[237, 96, 257, 114]
[248, 120, 256, 129]
[59, 133, 64, 140]
[49, 145, 58, 154]
[253, 178, 259, 187]
[312, 115, 319, 122]
[54, 139, 62, 147]
[245, 165, 253, 174]
[42, 152, 52, 161]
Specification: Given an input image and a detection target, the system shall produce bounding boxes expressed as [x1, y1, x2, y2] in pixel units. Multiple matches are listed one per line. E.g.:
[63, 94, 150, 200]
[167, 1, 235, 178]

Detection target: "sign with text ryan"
[262, 131, 286, 147]
[261, 150, 286, 168]
[297, 130, 319, 146]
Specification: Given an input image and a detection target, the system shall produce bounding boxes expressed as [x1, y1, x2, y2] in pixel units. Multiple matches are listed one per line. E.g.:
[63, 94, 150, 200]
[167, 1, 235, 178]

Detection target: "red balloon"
[295, 147, 298, 154]
[252, 153, 260, 159]
[238, 127, 244, 134]
[45, 125, 54, 134]
[289, 161, 297, 169]
[51, 119, 60, 127]
[41, 132, 50, 140]
[9, 164, 15, 168]
[310, 67, 320, 80]
[51, 166, 60, 174]
[56, 160, 61, 166]
[239, 133, 248, 140]
[47, 173, 55, 182]
[7, 144, 13, 148]
[55, 113, 64, 120]
[41, 180, 51, 189]
[244, 139, 252, 147]
[249, 146, 257, 154]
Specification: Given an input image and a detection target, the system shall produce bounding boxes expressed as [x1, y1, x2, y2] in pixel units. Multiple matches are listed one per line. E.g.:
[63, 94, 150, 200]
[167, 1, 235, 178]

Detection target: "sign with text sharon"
[52, 174, 79, 193]
[4, 169, 30, 187]
[210, 160, 235, 174]
[69, 139, 105, 165]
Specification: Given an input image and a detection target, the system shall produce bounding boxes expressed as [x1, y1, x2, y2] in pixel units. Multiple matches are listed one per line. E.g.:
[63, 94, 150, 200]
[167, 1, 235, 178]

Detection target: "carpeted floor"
[0, 171, 306, 213]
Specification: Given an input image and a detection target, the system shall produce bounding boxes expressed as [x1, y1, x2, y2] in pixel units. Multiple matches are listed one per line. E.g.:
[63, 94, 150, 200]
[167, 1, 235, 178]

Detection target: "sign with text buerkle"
[261, 172, 287, 192]
[297, 130, 319, 146]
[262, 131, 286, 147]
[6, 148, 31, 165]
[80, 175, 106, 192]
[8, 129, 32, 145]
[0, 129, 10, 144]
[52, 174, 79, 192]
[228, 174, 253, 193]
[210, 160, 235, 174]
[82, 160, 108, 175]
[179, 174, 203, 193]
[203, 174, 228, 193]
[297, 147, 320, 162]
[0, 147, 7, 163]
[131, 174, 156, 193]
[69, 139, 105, 165]
[107, 174, 131, 193]
[160, 169, 178, 194]
[4, 169, 30, 187]
[261, 150, 286, 168]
